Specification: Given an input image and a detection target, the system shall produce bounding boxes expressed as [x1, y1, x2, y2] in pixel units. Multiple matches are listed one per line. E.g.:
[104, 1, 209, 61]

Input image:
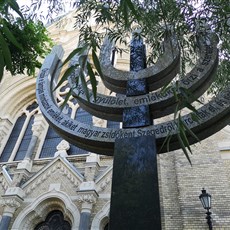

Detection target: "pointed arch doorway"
[34, 210, 71, 230]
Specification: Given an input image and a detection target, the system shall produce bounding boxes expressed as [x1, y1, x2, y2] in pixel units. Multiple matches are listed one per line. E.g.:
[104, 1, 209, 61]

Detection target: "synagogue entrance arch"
[91, 201, 110, 230]
[11, 190, 80, 230]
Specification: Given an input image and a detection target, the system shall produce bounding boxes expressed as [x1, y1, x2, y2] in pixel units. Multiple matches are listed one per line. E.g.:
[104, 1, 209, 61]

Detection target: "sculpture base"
[109, 135, 161, 230]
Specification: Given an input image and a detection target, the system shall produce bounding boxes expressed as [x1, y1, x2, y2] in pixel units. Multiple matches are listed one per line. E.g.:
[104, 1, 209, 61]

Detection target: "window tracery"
[34, 210, 71, 230]
[0, 102, 38, 163]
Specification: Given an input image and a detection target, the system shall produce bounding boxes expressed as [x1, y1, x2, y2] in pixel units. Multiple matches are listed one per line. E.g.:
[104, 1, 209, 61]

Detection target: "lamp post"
[199, 188, 212, 230]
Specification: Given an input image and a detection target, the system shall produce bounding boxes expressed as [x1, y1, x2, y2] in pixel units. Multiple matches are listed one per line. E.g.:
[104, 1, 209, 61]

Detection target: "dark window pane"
[68, 144, 88, 155]
[27, 102, 38, 112]
[40, 108, 93, 158]
[14, 116, 35, 161]
[107, 120, 120, 129]
[40, 127, 62, 158]
[75, 108, 93, 124]
[0, 114, 26, 162]
[40, 126, 88, 157]
[34, 210, 71, 230]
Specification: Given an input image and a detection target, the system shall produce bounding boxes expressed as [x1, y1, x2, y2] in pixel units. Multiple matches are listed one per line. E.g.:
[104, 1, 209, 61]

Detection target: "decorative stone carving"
[77, 190, 99, 214]
[24, 161, 80, 195]
[77, 193, 98, 204]
[77, 181, 99, 213]
[32, 113, 47, 137]
[0, 118, 12, 148]
[57, 140, 70, 151]
[1, 198, 21, 209]
[0, 132, 5, 146]
[98, 177, 111, 192]
[0, 195, 23, 216]
[95, 165, 112, 193]
[54, 140, 70, 157]
[0, 177, 9, 191]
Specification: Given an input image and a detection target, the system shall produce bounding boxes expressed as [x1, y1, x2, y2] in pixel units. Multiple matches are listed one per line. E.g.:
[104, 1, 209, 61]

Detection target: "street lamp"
[199, 188, 212, 230]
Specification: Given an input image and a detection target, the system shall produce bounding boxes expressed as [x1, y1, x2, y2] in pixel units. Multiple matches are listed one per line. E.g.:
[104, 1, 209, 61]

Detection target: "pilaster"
[77, 182, 99, 230]
[0, 187, 24, 229]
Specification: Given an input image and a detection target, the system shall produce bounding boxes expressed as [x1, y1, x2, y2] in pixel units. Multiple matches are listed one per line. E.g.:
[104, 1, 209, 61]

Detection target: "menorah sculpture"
[37, 32, 230, 230]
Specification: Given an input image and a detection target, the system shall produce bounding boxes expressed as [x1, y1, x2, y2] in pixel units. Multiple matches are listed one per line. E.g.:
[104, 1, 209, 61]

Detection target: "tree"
[9, 0, 230, 92]
[0, 0, 52, 82]
[10, 0, 230, 162]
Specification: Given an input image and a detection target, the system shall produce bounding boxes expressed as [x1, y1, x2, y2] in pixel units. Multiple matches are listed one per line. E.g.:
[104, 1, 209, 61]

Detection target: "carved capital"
[77, 189, 98, 213]
[77, 181, 98, 213]
[1, 198, 21, 209]
[77, 192, 98, 204]
[1, 195, 23, 215]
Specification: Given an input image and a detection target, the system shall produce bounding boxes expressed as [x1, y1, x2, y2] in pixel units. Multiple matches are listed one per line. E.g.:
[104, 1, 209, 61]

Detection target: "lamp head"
[199, 188, 212, 210]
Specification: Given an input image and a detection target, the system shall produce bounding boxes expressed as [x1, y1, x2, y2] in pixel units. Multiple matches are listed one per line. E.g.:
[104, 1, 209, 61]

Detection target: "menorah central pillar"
[109, 37, 161, 230]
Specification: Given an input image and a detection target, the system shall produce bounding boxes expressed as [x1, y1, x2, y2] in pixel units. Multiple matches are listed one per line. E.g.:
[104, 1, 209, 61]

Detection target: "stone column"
[24, 112, 46, 161]
[16, 112, 46, 179]
[0, 188, 24, 230]
[77, 182, 98, 230]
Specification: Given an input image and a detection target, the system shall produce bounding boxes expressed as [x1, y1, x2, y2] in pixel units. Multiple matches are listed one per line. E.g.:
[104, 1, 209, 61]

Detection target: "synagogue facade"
[0, 12, 230, 229]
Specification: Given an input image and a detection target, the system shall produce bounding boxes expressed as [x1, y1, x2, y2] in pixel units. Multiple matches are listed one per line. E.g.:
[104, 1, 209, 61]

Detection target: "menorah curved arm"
[70, 34, 218, 121]
[99, 36, 180, 94]
[36, 46, 230, 155]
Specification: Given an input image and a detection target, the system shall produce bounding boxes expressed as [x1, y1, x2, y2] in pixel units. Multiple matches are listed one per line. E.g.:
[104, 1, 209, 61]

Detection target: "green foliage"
[3, 18, 52, 76]
[72, 0, 229, 86]
[0, 0, 52, 81]
[28, 0, 230, 162]
[72, 0, 230, 163]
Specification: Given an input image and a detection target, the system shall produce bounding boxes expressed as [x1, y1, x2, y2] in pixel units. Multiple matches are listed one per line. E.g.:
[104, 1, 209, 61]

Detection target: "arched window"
[14, 115, 35, 161]
[39, 107, 93, 158]
[39, 127, 63, 158]
[0, 102, 38, 162]
[39, 125, 89, 158]
[0, 114, 26, 162]
[34, 210, 71, 230]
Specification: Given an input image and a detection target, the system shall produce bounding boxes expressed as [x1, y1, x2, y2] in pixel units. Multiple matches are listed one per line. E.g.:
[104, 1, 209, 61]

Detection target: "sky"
[17, 0, 73, 23]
